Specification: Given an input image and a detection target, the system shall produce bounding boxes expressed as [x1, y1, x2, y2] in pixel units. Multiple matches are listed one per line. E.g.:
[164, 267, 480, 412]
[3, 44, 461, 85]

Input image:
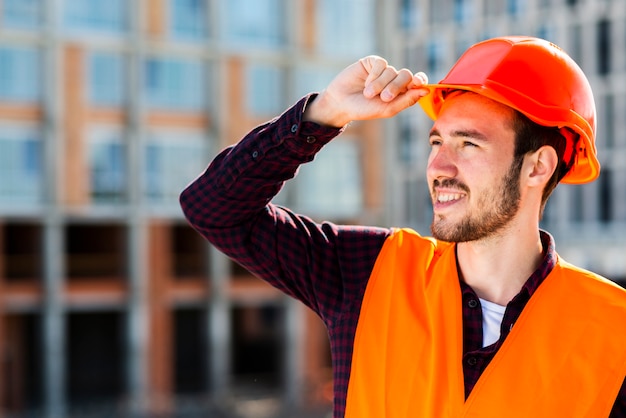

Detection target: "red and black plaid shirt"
[180, 95, 626, 417]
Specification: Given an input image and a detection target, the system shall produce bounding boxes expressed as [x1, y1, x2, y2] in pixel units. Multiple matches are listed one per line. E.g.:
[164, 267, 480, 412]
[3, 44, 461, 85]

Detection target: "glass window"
[507, 0, 526, 17]
[222, 0, 284, 48]
[599, 168, 612, 223]
[63, 0, 126, 34]
[0, 46, 41, 102]
[0, 126, 42, 205]
[2, 0, 42, 29]
[317, 0, 375, 57]
[144, 131, 209, 205]
[291, 138, 362, 219]
[454, 0, 473, 24]
[88, 128, 127, 204]
[427, 39, 447, 82]
[246, 64, 284, 116]
[145, 57, 206, 110]
[88, 52, 125, 107]
[170, 0, 207, 40]
[597, 19, 611, 76]
[400, 0, 420, 30]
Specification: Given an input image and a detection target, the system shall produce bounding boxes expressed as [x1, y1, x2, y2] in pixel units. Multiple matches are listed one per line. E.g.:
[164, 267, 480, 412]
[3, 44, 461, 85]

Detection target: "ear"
[523, 145, 559, 188]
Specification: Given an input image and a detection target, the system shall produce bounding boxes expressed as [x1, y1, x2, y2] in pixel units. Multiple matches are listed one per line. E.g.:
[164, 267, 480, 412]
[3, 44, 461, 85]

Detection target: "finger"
[363, 66, 407, 100]
[360, 56, 389, 86]
[379, 87, 431, 117]
[379, 68, 415, 102]
[412, 71, 429, 87]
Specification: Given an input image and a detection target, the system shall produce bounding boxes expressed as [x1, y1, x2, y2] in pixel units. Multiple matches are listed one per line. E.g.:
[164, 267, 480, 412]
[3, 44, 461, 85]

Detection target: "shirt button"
[467, 298, 479, 308]
[306, 136, 316, 144]
[467, 357, 478, 367]
[291, 124, 298, 133]
[252, 151, 259, 158]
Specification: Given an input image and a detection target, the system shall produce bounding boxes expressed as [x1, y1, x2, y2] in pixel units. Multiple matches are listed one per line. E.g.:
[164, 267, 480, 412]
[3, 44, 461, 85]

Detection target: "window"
[427, 39, 447, 82]
[507, 0, 526, 17]
[232, 305, 284, 389]
[0, 46, 41, 102]
[170, 0, 207, 40]
[398, 113, 421, 165]
[599, 169, 612, 223]
[291, 138, 363, 219]
[88, 52, 125, 107]
[0, 126, 42, 205]
[401, 0, 414, 29]
[317, 0, 375, 57]
[144, 131, 209, 205]
[2, 223, 43, 281]
[597, 19, 611, 76]
[66, 312, 124, 402]
[2, 0, 42, 29]
[63, 0, 126, 34]
[246, 64, 284, 116]
[221, 0, 284, 48]
[454, 0, 473, 24]
[88, 128, 127, 204]
[145, 58, 206, 110]
[65, 224, 126, 279]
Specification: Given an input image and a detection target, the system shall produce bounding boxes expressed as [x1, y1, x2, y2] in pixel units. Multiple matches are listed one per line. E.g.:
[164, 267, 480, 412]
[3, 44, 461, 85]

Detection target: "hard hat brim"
[417, 83, 600, 184]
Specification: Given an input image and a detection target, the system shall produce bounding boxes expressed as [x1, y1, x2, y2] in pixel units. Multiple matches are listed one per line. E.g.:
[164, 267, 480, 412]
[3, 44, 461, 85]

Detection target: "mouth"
[436, 192, 463, 203]
[432, 188, 467, 210]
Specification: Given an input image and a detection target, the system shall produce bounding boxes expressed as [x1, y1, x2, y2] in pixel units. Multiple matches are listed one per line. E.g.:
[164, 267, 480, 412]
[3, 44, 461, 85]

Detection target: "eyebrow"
[429, 128, 489, 142]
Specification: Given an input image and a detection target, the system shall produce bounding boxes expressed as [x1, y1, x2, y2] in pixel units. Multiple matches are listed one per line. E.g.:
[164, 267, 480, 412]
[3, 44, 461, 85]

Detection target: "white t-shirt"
[479, 298, 506, 347]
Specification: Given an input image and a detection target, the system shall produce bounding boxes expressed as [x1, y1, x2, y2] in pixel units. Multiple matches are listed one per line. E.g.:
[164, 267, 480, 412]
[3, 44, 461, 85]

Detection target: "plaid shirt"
[180, 95, 626, 417]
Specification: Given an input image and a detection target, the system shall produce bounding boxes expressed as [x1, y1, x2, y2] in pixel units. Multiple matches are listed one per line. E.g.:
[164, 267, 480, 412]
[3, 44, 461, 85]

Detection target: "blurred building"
[0, 0, 384, 417]
[1, 0, 625, 417]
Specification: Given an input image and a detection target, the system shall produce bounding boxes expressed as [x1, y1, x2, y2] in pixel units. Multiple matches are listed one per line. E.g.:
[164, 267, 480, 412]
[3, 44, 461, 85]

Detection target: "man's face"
[426, 92, 523, 242]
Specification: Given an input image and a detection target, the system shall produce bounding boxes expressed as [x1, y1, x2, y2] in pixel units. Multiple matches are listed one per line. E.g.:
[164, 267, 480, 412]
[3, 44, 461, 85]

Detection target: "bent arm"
[179, 95, 390, 323]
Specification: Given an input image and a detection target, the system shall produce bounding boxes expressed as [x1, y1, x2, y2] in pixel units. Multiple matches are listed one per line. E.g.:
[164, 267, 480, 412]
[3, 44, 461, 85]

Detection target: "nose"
[427, 144, 458, 181]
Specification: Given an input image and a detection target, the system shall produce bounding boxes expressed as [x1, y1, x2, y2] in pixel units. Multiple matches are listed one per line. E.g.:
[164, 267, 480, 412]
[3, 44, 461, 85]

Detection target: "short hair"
[511, 111, 578, 217]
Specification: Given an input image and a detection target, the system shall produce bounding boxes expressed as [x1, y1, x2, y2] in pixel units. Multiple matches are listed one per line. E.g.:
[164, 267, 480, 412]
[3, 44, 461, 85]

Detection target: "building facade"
[0, 0, 383, 417]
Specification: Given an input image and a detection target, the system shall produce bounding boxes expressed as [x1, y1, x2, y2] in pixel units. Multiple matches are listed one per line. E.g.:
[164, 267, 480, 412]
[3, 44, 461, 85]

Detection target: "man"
[180, 37, 626, 417]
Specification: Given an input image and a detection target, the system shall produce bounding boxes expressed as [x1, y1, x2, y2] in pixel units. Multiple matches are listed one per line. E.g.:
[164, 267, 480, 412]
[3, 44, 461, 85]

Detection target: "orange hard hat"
[419, 36, 599, 184]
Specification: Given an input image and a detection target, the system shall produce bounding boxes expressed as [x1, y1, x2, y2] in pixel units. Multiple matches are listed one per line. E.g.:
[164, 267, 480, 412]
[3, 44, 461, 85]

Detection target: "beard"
[430, 157, 523, 243]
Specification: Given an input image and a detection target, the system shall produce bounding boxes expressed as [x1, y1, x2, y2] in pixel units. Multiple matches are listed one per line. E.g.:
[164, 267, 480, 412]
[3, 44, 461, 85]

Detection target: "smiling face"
[427, 92, 523, 242]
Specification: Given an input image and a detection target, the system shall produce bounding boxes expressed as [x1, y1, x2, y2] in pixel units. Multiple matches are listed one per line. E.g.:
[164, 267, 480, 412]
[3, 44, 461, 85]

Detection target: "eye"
[429, 138, 442, 147]
[463, 141, 478, 148]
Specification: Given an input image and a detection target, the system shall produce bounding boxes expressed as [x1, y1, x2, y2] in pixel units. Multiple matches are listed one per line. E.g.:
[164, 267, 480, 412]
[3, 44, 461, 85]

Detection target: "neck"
[456, 223, 544, 306]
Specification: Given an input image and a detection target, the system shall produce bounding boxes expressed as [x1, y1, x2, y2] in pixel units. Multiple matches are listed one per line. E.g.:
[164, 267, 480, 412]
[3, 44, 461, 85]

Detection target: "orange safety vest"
[345, 228, 626, 418]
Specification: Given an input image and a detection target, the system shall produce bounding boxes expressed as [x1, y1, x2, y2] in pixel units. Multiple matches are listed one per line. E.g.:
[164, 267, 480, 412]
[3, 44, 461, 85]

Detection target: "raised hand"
[303, 55, 429, 128]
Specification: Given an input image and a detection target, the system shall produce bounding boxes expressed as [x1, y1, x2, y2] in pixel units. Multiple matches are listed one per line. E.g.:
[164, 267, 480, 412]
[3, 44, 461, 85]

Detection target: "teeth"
[437, 193, 462, 203]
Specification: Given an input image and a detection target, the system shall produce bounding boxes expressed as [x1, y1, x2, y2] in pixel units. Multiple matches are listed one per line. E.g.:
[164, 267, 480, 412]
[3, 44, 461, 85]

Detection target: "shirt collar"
[458, 229, 557, 301]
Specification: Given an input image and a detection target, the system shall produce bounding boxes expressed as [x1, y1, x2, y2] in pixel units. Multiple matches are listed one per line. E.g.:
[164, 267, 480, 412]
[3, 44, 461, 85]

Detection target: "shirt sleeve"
[179, 94, 391, 325]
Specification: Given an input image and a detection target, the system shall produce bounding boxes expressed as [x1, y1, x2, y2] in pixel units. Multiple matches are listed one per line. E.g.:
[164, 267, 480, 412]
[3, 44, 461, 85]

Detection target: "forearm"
[180, 94, 342, 230]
